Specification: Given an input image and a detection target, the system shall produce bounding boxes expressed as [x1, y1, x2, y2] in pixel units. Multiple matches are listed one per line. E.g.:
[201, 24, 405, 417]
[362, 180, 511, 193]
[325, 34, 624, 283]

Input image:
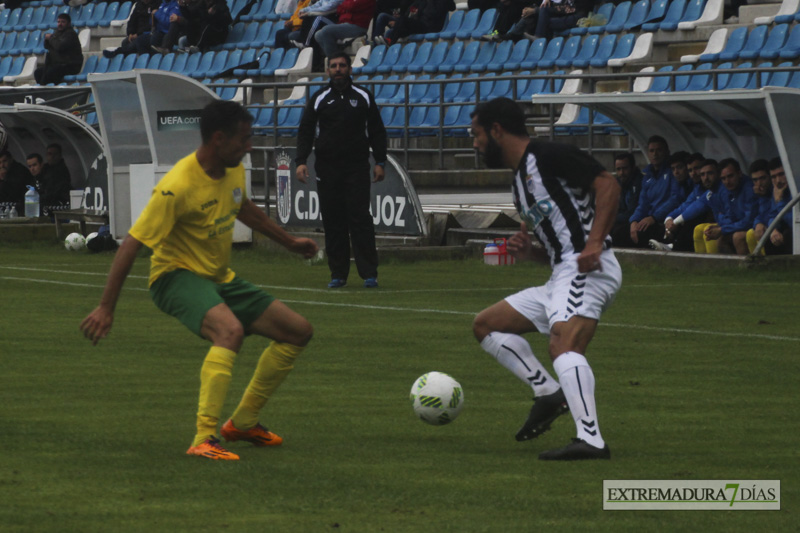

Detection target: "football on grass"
[410, 372, 464, 426]
[64, 232, 86, 251]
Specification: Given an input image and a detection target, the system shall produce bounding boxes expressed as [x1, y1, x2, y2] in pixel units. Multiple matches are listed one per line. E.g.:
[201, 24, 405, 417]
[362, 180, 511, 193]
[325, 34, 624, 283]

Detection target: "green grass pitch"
[2, 243, 797, 532]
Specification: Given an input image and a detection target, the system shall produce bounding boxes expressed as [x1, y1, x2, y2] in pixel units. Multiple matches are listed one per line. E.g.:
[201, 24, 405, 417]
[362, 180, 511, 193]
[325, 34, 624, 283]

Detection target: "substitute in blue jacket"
[701, 158, 757, 255]
[745, 159, 772, 255]
[650, 151, 704, 251]
[763, 158, 792, 255]
[628, 135, 684, 247]
[610, 152, 641, 248]
[296, 52, 388, 289]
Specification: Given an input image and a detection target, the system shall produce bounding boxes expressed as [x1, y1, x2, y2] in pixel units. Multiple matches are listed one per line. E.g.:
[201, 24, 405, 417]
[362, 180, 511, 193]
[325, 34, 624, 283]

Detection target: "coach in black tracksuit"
[295, 52, 388, 289]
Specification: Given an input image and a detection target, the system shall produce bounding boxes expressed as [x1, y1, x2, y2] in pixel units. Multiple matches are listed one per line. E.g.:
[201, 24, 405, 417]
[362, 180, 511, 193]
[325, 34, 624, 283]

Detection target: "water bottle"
[24, 185, 39, 218]
[0, 204, 7, 219]
[483, 243, 500, 265]
[9, 204, 18, 218]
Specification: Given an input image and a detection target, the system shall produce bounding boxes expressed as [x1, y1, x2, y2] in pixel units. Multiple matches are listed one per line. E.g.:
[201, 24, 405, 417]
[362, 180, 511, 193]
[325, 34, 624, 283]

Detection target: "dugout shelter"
[535, 87, 800, 254]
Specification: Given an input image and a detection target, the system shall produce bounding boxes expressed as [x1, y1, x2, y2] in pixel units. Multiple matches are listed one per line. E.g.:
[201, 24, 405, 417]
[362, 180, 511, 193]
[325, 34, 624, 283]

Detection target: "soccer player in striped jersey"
[470, 98, 622, 460]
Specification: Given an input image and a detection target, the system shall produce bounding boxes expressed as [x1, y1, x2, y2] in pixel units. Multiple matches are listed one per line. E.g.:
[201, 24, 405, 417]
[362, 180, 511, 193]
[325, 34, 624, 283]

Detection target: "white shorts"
[505, 250, 622, 335]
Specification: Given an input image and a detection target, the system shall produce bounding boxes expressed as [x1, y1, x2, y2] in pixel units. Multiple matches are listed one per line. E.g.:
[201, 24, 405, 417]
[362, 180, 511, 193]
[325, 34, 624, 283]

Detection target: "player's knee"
[472, 312, 491, 342]
[294, 320, 314, 347]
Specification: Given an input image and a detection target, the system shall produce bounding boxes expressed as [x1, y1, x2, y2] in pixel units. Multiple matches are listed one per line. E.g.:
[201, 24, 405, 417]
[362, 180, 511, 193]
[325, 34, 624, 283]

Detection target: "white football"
[410, 372, 464, 426]
[64, 232, 87, 251]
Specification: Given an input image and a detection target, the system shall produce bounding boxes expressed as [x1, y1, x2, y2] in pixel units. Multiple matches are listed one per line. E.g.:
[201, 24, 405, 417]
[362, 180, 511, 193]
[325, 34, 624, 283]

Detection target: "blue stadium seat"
[0, 33, 17, 56]
[702, 26, 747, 62]
[431, 41, 464, 74]
[409, 106, 443, 137]
[590, 1, 630, 34]
[563, 34, 599, 68]
[133, 53, 150, 69]
[640, 0, 668, 27]
[467, 8, 498, 39]
[485, 71, 514, 99]
[4, 9, 22, 30]
[726, 25, 767, 61]
[178, 52, 203, 76]
[220, 22, 247, 50]
[405, 41, 433, 74]
[118, 52, 138, 72]
[450, 40, 481, 73]
[252, 106, 276, 132]
[402, 74, 431, 104]
[578, 33, 613, 67]
[98, 2, 120, 27]
[228, 0, 248, 20]
[8, 31, 31, 56]
[276, 47, 299, 73]
[110, 2, 133, 25]
[569, 2, 614, 35]
[14, 7, 35, 31]
[188, 51, 216, 78]
[374, 74, 399, 103]
[0, 56, 13, 79]
[254, 48, 287, 76]
[452, 72, 480, 103]
[542, 70, 566, 93]
[514, 70, 533, 99]
[622, 0, 651, 31]
[240, 0, 276, 22]
[5, 55, 26, 79]
[650, 0, 686, 30]
[25, 7, 45, 30]
[72, 3, 96, 28]
[418, 41, 448, 73]
[145, 53, 163, 70]
[232, 47, 268, 76]
[667, 0, 706, 32]
[419, 73, 447, 103]
[35, 6, 59, 30]
[391, 42, 418, 74]
[64, 54, 96, 82]
[385, 105, 407, 137]
[84, 2, 107, 28]
[553, 35, 586, 68]
[718, 61, 766, 90]
[433, 10, 464, 40]
[594, 33, 634, 67]
[519, 38, 547, 70]
[170, 52, 189, 74]
[353, 44, 385, 75]
[277, 105, 303, 137]
[442, 73, 464, 102]
[502, 39, 530, 70]
[484, 40, 513, 72]
[451, 9, 481, 40]
[755, 23, 789, 59]
[0, 9, 11, 30]
[765, 61, 793, 86]
[468, 41, 497, 73]
[672, 63, 696, 91]
[533, 37, 565, 69]
[376, 43, 403, 74]
[249, 21, 277, 48]
[681, 62, 713, 91]
[524, 70, 552, 96]
[778, 24, 800, 59]
[26, 30, 45, 54]
[379, 105, 394, 128]
[645, 65, 674, 92]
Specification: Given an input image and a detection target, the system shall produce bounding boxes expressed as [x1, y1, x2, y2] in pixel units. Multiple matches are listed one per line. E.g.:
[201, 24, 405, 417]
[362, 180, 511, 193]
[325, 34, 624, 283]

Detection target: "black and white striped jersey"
[512, 141, 610, 266]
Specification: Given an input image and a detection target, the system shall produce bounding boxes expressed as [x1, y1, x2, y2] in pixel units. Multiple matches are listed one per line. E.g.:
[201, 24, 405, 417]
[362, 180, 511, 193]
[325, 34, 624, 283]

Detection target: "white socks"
[480, 332, 560, 397]
[553, 351, 605, 449]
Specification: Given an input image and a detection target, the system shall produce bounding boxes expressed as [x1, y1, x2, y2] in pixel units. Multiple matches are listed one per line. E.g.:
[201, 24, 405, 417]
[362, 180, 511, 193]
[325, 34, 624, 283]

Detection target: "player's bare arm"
[236, 197, 319, 258]
[80, 234, 144, 345]
[507, 222, 549, 263]
[577, 170, 619, 273]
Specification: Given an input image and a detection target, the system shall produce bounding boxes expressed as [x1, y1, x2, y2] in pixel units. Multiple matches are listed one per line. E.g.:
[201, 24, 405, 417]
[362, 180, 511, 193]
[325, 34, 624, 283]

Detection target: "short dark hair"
[200, 100, 253, 143]
[0, 150, 11, 160]
[701, 159, 718, 170]
[688, 152, 705, 165]
[57, 13, 71, 23]
[614, 152, 636, 167]
[26, 153, 43, 163]
[470, 97, 528, 137]
[669, 150, 690, 166]
[748, 158, 769, 175]
[46, 143, 62, 153]
[718, 157, 741, 173]
[647, 135, 669, 151]
[328, 52, 351, 67]
[768, 157, 783, 172]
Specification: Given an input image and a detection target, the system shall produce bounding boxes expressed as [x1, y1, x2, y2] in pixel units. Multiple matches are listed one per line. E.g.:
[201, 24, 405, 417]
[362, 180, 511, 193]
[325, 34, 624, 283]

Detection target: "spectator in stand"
[146, 0, 182, 54]
[372, 0, 412, 43]
[0, 150, 35, 214]
[743, 158, 771, 255]
[610, 152, 641, 248]
[35, 14, 83, 85]
[530, 0, 593, 40]
[275, 0, 315, 49]
[175, 0, 233, 53]
[314, 0, 376, 58]
[628, 135, 682, 247]
[481, 0, 530, 41]
[695, 158, 756, 255]
[469, 0, 497, 10]
[650, 152, 709, 252]
[28, 152, 70, 217]
[104, 0, 159, 57]
[496, 1, 544, 42]
[377, 0, 455, 45]
[760, 158, 792, 255]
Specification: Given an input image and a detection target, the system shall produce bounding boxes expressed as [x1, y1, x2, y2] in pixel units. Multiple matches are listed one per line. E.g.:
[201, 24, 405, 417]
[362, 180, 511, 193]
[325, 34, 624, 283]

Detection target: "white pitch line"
[3, 274, 799, 343]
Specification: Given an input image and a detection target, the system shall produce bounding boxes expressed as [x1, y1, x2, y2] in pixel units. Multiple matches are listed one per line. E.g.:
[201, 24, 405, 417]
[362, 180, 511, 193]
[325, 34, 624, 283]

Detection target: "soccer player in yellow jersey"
[80, 101, 319, 461]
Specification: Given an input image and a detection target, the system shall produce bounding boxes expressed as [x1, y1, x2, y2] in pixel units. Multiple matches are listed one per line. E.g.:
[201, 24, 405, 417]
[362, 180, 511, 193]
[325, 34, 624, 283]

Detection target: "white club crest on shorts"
[232, 187, 242, 204]
[350, 99, 358, 107]
[276, 150, 292, 225]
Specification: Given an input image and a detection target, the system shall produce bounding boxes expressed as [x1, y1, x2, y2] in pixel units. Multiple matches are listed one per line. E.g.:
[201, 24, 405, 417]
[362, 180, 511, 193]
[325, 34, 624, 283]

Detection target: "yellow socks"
[693, 223, 719, 254]
[193, 346, 237, 447]
[231, 342, 303, 431]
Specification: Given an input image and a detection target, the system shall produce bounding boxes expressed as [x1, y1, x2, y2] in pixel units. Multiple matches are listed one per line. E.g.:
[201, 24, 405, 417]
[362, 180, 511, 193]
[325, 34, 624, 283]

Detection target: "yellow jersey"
[129, 152, 246, 287]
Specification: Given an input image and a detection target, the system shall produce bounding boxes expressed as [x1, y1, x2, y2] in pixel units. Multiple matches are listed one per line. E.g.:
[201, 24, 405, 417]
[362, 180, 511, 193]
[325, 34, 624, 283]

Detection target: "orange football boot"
[186, 436, 240, 460]
[220, 419, 283, 447]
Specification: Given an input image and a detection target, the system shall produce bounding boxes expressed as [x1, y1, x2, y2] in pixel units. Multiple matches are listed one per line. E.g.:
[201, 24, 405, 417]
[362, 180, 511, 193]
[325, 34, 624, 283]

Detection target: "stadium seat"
[3, 9, 22, 31]
[249, 21, 277, 49]
[0, 33, 17, 56]
[502, 39, 530, 70]
[683, 27, 726, 63]
[277, 105, 303, 137]
[400, 74, 430, 104]
[188, 51, 216, 78]
[667, 0, 705, 32]
[169, 52, 189, 74]
[418, 73, 447, 103]
[700, 26, 744, 62]
[63, 54, 96, 82]
[14, 7, 35, 31]
[405, 41, 433, 73]
[443, 104, 472, 137]
[353, 44, 385, 75]
[374, 74, 399, 103]
[450, 41, 481, 73]
[233, 48, 268, 76]
[220, 22, 247, 50]
[4, 55, 28, 81]
[379, 105, 394, 128]
[376, 43, 403, 74]
[484, 40, 513, 72]
[452, 73, 480, 103]
[98, 2, 120, 27]
[433, 10, 464, 40]
[275, 47, 299, 74]
[581, 33, 615, 67]
[84, 2, 108, 28]
[385, 105, 407, 137]
[178, 52, 202, 76]
[533, 37, 565, 69]
[432, 41, 463, 74]
[133, 53, 150, 70]
[555, 35, 592, 68]
[118, 52, 138, 73]
[640, 0, 668, 27]
[778, 24, 800, 59]
[417, 41, 448, 73]
[409, 106, 443, 136]
[717, 61, 763, 90]
[441, 73, 464, 102]
[651, 0, 686, 30]
[25, 7, 45, 30]
[590, 1, 630, 34]
[145, 53, 163, 70]
[672, 63, 696, 91]
[8, 31, 32, 56]
[771, 0, 800, 23]
[620, 0, 650, 32]
[468, 41, 498, 73]
[636, 65, 672, 92]
[765, 61, 793, 87]
[216, 49, 242, 75]
[485, 71, 514, 99]
[754, 24, 790, 60]
[240, 0, 276, 22]
[0, 56, 13, 80]
[723, 25, 767, 61]
[252, 48, 285, 76]
[681, 62, 713, 91]
[519, 37, 547, 70]
[452, 9, 482, 40]
[391, 42, 418, 74]
[71, 3, 96, 28]
[569, 2, 614, 35]
[566, 34, 601, 69]
[678, 0, 722, 30]
[466, 8, 498, 39]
